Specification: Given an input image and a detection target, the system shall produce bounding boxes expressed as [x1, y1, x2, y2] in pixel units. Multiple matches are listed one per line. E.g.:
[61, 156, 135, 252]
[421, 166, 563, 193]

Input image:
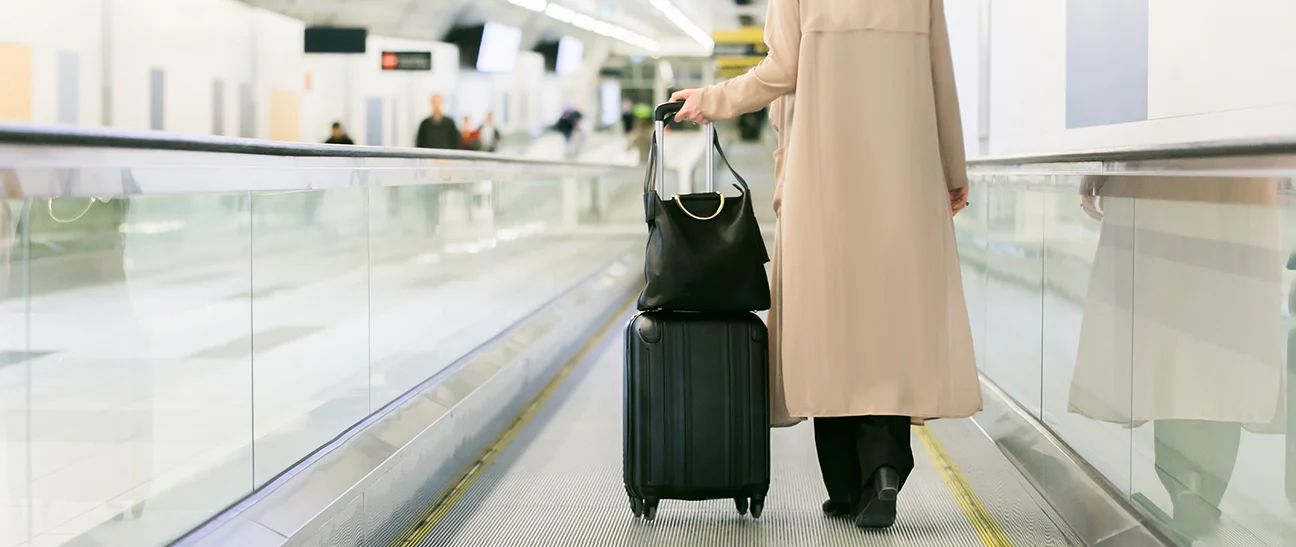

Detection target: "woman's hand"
[669, 89, 707, 124]
[1079, 175, 1105, 221]
[950, 186, 969, 216]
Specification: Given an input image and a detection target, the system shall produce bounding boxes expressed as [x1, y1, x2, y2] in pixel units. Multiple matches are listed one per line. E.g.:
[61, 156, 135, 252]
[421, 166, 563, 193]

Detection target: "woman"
[671, 0, 981, 529]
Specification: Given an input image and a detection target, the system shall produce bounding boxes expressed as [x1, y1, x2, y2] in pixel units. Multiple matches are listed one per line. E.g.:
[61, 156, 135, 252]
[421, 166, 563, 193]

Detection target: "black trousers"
[814, 416, 915, 506]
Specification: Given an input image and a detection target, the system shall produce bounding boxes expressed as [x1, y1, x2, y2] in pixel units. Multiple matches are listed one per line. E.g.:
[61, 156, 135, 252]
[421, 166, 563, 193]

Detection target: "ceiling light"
[543, 3, 660, 52]
[648, 0, 714, 50]
[544, 3, 575, 22]
[508, 0, 547, 12]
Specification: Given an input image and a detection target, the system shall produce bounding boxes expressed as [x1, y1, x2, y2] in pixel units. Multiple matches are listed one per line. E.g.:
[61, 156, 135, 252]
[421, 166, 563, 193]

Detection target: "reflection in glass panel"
[24, 178, 254, 546]
[1, 189, 28, 547]
[368, 184, 448, 409]
[1123, 179, 1291, 546]
[1042, 176, 1134, 494]
[367, 175, 642, 409]
[983, 186, 1044, 418]
[251, 187, 370, 486]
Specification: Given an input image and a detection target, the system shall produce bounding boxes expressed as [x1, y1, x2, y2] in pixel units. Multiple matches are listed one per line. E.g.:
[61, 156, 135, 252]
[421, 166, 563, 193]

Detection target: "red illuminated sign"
[381, 51, 432, 71]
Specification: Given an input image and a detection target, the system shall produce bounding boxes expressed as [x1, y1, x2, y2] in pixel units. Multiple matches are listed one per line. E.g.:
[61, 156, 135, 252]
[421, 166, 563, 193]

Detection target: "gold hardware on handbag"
[671, 193, 725, 220]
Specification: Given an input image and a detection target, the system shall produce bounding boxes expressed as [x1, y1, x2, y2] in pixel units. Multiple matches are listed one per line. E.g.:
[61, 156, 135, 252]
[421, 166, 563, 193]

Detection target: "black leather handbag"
[638, 103, 771, 312]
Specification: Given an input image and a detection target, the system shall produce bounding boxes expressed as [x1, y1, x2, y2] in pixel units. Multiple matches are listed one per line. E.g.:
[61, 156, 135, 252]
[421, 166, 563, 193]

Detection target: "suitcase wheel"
[629, 496, 644, 518]
[643, 498, 659, 521]
[751, 496, 765, 519]
[734, 497, 748, 516]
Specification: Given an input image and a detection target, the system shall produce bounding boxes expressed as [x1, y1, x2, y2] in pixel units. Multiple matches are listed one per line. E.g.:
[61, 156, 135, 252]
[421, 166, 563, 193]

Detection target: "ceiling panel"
[240, 0, 772, 59]
[241, 0, 709, 47]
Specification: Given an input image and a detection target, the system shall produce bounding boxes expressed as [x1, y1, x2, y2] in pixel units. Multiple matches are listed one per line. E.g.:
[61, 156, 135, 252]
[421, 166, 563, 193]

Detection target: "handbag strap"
[708, 129, 750, 194]
[643, 129, 751, 196]
[642, 136, 659, 196]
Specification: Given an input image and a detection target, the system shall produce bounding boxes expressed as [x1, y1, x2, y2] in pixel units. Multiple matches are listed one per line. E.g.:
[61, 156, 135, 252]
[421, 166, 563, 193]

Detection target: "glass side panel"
[0, 148, 643, 547]
[1125, 180, 1292, 546]
[1040, 177, 1135, 495]
[982, 186, 1044, 418]
[1, 192, 29, 547]
[250, 186, 371, 486]
[967, 169, 1296, 546]
[367, 183, 454, 411]
[24, 179, 255, 547]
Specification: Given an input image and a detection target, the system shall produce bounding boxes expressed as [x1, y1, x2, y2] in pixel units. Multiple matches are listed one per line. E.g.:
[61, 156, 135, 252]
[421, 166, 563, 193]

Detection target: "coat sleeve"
[698, 0, 800, 121]
[930, 0, 969, 190]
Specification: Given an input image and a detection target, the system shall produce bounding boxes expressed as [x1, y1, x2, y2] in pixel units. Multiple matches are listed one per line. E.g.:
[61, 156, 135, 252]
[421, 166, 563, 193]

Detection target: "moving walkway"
[4, 124, 1289, 547]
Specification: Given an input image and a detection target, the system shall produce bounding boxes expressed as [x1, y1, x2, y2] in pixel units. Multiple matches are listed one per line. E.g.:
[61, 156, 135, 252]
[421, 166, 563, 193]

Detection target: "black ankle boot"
[854, 467, 899, 529]
[822, 499, 852, 517]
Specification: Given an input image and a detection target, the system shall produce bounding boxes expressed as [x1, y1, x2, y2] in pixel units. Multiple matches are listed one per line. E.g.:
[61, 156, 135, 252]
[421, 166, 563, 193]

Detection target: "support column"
[652, 61, 669, 106]
[562, 176, 580, 227]
[977, 0, 993, 156]
[100, 0, 113, 126]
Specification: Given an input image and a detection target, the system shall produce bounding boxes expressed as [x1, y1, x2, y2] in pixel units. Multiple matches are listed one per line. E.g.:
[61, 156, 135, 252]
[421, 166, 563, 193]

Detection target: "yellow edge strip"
[393, 296, 633, 547]
[914, 426, 1015, 547]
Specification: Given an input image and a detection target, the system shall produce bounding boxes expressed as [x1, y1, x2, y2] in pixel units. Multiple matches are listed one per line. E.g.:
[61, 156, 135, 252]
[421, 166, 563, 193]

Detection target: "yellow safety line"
[914, 426, 1014, 547]
[393, 297, 633, 547]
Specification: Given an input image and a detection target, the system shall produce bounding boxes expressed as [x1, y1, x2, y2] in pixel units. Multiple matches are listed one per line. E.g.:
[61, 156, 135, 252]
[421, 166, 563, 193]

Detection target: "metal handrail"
[968, 137, 1296, 166]
[0, 124, 631, 170]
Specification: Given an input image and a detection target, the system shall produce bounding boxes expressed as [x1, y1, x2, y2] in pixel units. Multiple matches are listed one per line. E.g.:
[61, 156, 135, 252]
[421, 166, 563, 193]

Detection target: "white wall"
[0, 0, 306, 138]
[983, 0, 1066, 155]
[512, 52, 545, 134]
[0, 0, 625, 148]
[965, 0, 1296, 156]
[0, 0, 105, 126]
[301, 36, 459, 146]
[108, 0, 291, 136]
[943, 0, 984, 156]
[0, 0, 564, 147]
[453, 50, 547, 135]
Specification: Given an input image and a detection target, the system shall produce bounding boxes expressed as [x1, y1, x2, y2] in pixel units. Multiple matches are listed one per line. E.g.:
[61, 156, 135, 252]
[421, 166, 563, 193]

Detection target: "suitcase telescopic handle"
[654, 101, 684, 123]
[652, 101, 716, 195]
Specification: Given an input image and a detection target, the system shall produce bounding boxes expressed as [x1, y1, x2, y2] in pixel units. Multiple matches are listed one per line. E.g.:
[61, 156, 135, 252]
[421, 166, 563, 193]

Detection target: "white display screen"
[556, 37, 584, 76]
[477, 22, 522, 73]
[600, 81, 622, 127]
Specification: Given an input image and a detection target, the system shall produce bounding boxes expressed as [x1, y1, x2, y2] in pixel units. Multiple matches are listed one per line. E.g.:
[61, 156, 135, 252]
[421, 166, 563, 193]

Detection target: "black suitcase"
[623, 310, 772, 521]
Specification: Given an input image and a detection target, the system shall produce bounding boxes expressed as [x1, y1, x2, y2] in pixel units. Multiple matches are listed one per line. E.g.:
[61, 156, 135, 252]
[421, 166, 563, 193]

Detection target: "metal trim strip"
[970, 377, 1173, 547]
[970, 138, 1296, 166]
[0, 123, 630, 168]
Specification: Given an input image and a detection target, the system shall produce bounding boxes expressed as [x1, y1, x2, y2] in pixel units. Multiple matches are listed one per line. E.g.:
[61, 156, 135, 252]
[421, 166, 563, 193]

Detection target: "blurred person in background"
[415, 94, 462, 150]
[325, 122, 354, 145]
[621, 99, 635, 133]
[556, 107, 583, 159]
[626, 117, 652, 165]
[668, 0, 978, 529]
[413, 95, 457, 235]
[460, 116, 481, 150]
[478, 113, 502, 153]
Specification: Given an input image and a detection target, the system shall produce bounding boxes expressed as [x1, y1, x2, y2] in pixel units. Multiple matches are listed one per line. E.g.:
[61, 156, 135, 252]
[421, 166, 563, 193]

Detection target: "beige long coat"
[699, 0, 982, 420]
